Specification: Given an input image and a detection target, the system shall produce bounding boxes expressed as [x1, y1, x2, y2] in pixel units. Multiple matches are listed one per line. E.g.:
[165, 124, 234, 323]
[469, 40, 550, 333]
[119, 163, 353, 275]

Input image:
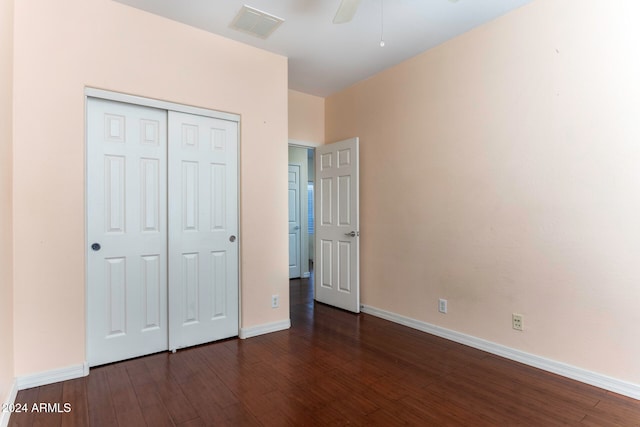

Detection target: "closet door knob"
[91, 243, 101, 251]
[229, 235, 236, 242]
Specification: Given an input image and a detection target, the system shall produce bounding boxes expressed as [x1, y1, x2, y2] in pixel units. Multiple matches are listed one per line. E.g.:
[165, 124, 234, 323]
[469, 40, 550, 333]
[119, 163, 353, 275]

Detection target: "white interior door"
[315, 137, 360, 313]
[87, 98, 168, 366]
[289, 164, 302, 279]
[168, 111, 239, 351]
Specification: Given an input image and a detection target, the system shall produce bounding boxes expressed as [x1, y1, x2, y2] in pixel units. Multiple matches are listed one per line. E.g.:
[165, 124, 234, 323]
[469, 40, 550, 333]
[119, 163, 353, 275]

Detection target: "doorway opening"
[288, 137, 360, 313]
[288, 144, 315, 293]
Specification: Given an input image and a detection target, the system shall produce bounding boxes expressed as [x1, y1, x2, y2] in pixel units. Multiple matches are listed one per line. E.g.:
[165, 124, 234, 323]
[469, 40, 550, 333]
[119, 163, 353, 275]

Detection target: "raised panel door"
[87, 98, 168, 366]
[315, 138, 360, 313]
[168, 111, 239, 351]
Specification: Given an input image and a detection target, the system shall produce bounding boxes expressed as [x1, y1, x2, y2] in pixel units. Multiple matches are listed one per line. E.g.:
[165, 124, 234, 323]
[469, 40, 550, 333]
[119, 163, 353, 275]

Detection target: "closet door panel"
[87, 98, 168, 366]
[168, 111, 239, 350]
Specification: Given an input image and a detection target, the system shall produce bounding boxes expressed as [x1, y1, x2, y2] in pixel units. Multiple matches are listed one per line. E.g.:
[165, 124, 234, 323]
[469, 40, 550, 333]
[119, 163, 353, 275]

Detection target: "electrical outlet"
[271, 294, 279, 308]
[438, 298, 448, 314]
[512, 313, 523, 331]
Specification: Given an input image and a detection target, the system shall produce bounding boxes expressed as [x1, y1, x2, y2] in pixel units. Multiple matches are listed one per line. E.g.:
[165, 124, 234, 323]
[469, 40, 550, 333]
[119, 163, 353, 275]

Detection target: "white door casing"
[315, 138, 360, 313]
[87, 98, 169, 366]
[288, 164, 302, 279]
[168, 111, 239, 351]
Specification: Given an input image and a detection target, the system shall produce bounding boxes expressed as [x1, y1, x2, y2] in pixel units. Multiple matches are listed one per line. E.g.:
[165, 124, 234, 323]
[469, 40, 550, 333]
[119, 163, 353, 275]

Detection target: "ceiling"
[113, 0, 533, 97]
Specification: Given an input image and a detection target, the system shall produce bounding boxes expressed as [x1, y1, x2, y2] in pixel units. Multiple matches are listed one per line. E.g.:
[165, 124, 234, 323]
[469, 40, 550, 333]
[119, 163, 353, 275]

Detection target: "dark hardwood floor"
[9, 276, 640, 426]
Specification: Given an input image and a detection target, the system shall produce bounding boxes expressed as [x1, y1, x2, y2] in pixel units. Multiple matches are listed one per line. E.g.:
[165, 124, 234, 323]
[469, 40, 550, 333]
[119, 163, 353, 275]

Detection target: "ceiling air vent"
[230, 5, 284, 39]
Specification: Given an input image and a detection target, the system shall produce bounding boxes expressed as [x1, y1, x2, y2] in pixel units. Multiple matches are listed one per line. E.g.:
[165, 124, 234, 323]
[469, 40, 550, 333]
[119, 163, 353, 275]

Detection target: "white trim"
[288, 138, 321, 148]
[84, 87, 240, 122]
[302, 272, 311, 279]
[239, 319, 291, 339]
[361, 304, 640, 401]
[16, 362, 88, 391]
[0, 380, 18, 427]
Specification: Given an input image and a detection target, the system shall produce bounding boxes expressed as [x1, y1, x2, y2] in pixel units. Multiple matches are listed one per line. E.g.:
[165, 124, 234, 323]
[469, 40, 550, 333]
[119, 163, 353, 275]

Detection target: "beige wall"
[288, 90, 325, 144]
[0, 0, 14, 406]
[326, 0, 640, 384]
[12, 0, 288, 376]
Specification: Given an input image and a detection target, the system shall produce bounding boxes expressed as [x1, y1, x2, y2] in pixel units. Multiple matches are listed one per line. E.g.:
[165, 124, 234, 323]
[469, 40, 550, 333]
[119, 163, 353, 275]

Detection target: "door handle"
[294, 226, 300, 230]
[344, 231, 359, 237]
[229, 235, 236, 242]
[91, 243, 101, 251]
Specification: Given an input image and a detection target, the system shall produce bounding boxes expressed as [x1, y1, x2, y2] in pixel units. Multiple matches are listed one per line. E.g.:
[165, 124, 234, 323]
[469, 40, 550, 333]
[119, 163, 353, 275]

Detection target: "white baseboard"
[361, 304, 640, 401]
[16, 362, 89, 391]
[302, 272, 311, 279]
[0, 380, 18, 427]
[239, 319, 291, 339]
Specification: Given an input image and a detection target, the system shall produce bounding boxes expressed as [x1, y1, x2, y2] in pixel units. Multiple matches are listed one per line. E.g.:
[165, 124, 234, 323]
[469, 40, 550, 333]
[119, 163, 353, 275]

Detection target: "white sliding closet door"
[87, 95, 240, 366]
[168, 111, 239, 351]
[87, 98, 169, 366]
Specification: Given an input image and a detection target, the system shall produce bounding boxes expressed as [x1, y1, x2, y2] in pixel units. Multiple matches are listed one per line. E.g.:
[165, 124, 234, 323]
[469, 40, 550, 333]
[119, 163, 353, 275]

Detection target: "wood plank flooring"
[8, 276, 640, 426]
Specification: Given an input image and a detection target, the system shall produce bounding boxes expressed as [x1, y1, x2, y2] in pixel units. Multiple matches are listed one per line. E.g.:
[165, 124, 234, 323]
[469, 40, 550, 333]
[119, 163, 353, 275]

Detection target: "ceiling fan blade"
[333, 0, 362, 24]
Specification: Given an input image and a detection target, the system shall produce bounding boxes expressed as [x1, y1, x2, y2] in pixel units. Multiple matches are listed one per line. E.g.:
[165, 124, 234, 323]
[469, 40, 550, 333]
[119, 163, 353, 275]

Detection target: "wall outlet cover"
[438, 298, 448, 314]
[512, 313, 524, 331]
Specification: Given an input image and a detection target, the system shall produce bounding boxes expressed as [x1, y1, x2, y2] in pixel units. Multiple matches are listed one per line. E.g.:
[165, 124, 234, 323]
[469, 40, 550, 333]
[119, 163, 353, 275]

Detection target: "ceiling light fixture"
[333, 0, 362, 24]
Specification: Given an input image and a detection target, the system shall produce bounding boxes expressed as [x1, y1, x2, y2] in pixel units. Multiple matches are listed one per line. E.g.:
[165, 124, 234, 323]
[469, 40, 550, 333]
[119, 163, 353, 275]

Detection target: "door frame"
[288, 139, 320, 279]
[84, 88, 242, 368]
